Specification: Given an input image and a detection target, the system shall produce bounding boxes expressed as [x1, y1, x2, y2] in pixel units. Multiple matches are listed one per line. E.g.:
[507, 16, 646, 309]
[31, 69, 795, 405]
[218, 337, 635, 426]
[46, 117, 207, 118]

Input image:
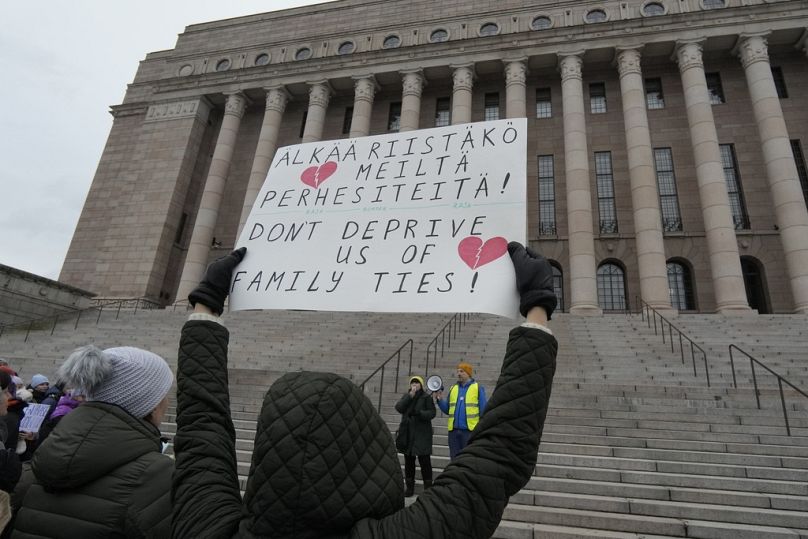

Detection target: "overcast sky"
[0, 1, 332, 280]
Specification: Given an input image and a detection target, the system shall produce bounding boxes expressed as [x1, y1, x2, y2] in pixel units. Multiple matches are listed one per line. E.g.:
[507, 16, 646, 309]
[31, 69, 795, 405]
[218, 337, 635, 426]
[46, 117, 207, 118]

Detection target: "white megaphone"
[426, 375, 443, 393]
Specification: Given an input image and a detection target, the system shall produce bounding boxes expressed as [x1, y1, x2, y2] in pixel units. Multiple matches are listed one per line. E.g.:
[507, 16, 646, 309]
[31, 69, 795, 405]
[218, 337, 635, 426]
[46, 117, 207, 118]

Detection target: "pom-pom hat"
[58, 345, 174, 419]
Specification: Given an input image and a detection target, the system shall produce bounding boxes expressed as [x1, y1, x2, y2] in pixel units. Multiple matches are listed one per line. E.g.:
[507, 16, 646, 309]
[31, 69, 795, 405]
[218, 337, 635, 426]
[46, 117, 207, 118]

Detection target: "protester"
[35, 391, 83, 446]
[11, 345, 174, 537]
[0, 371, 22, 494]
[26, 376, 49, 405]
[0, 368, 24, 455]
[435, 361, 488, 461]
[172, 242, 558, 538]
[394, 375, 436, 497]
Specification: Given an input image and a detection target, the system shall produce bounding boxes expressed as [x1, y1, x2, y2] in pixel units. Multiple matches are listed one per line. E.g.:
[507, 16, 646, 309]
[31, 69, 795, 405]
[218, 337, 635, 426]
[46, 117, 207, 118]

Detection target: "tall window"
[590, 83, 607, 113]
[342, 107, 353, 134]
[538, 155, 556, 235]
[719, 144, 749, 229]
[484, 93, 500, 121]
[595, 152, 618, 234]
[299, 110, 308, 138]
[536, 88, 552, 118]
[551, 263, 564, 313]
[645, 78, 665, 109]
[388, 102, 402, 132]
[771, 67, 788, 99]
[653, 148, 682, 232]
[435, 97, 451, 127]
[706, 73, 725, 104]
[597, 263, 627, 311]
[667, 261, 695, 311]
[791, 139, 808, 208]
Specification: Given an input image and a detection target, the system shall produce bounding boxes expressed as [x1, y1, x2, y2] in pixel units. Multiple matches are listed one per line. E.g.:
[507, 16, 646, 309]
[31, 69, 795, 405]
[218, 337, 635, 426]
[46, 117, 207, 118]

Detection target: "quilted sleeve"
[351, 326, 557, 539]
[172, 320, 243, 539]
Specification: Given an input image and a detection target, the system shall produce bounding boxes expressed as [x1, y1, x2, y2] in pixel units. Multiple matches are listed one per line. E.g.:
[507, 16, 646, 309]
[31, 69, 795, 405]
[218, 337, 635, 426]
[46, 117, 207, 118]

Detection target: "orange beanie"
[457, 362, 473, 377]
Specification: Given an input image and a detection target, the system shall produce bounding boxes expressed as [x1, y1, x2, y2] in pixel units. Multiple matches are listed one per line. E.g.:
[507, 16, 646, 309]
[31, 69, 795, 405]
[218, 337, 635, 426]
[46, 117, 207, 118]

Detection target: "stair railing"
[636, 297, 711, 387]
[0, 297, 162, 342]
[424, 313, 472, 378]
[359, 339, 414, 411]
[728, 344, 808, 436]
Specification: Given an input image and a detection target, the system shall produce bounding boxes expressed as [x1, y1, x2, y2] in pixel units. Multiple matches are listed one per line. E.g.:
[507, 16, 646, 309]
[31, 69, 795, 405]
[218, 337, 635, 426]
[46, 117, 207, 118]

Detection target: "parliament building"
[60, 0, 808, 314]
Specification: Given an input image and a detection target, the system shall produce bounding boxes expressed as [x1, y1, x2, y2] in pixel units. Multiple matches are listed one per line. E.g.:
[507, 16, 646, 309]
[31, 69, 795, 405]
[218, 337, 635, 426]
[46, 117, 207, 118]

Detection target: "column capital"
[223, 91, 249, 118]
[263, 85, 291, 113]
[558, 52, 584, 81]
[401, 70, 427, 97]
[615, 47, 643, 78]
[503, 58, 528, 87]
[352, 75, 379, 103]
[673, 40, 705, 73]
[451, 63, 476, 91]
[733, 33, 770, 70]
[307, 80, 333, 108]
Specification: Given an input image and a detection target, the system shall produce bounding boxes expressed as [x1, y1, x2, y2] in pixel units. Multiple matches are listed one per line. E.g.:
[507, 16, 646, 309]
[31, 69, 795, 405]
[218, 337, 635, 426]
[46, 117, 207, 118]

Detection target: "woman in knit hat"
[394, 375, 436, 497]
[10, 345, 174, 538]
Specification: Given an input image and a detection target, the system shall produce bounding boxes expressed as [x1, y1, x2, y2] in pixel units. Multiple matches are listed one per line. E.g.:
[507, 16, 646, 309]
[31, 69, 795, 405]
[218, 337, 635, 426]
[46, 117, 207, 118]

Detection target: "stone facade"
[0, 264, 95, 326]
[60, 0, 808, 313]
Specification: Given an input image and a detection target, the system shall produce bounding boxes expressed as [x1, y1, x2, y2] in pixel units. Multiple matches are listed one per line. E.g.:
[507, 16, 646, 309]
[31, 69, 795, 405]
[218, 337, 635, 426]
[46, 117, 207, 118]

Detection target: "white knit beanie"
[58, 345, 174, 419]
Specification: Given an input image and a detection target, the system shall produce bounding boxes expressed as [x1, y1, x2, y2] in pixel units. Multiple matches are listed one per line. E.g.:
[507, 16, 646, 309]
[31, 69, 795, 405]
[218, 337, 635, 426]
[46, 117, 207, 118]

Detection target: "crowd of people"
[0, 241, 559, 538]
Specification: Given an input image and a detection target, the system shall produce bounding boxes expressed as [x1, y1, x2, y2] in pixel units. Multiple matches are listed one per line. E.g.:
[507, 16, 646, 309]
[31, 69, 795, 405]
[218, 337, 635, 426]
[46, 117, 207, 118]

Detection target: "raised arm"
[172, 248, 246, 539]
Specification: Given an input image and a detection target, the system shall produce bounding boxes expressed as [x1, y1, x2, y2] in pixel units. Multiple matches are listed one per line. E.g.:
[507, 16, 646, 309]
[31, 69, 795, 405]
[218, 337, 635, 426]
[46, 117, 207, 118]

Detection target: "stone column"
[451, 64, 475, 125]
[177, 91, 248, 300]
[349, 75, 378, 137]
[400, 70, 426, 132]
[616, 47, 673, 312]
[238, 85, 290, 235]
[301, 80, 332, 143]
[674, 40, 750, 313]
[559, 52, 601, 315]
[504, 58, 528, 118]
[737, 34, 808, 313]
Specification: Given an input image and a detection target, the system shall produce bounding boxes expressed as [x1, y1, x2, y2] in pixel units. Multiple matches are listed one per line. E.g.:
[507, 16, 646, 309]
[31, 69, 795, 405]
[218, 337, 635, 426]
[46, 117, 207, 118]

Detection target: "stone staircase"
[1, 308, 807, 538]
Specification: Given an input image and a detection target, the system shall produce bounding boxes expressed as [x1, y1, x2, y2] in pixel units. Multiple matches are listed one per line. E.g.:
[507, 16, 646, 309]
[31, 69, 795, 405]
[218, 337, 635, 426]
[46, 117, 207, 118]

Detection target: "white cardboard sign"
[230, 118, 526, 317]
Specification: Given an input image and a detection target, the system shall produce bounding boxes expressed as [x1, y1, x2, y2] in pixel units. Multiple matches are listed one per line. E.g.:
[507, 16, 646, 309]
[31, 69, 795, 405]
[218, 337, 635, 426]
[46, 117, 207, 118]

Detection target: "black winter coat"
[173, 319, 557, 539]
[394, 391, 435, 456]
[11, 402, 173, 538]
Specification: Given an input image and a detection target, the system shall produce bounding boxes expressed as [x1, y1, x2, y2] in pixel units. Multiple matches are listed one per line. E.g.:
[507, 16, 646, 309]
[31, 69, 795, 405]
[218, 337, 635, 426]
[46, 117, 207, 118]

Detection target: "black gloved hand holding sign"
[507, 241, 557, 319]
[188, 247, 247, 315]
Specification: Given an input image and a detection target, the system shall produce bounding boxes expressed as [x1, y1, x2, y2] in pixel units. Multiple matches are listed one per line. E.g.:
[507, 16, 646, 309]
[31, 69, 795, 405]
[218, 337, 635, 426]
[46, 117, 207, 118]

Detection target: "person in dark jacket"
[394, 375, 436, 497]
[173, 241, 558, 538]
[0, 371, 22, 495]
[0, 368, 24, 456]
[11, 345, 175, 538]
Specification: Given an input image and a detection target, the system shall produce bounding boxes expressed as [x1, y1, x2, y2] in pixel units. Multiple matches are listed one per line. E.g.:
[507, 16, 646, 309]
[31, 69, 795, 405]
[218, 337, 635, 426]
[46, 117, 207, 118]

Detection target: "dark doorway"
[740, 256, 770, 314]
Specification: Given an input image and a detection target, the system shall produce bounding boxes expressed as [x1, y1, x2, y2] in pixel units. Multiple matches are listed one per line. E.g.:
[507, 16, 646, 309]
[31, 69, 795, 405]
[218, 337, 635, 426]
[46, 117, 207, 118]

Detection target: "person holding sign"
[435, 362, 487, 461]
[394, 375, 436, 497]
[172, 240, 558, 538]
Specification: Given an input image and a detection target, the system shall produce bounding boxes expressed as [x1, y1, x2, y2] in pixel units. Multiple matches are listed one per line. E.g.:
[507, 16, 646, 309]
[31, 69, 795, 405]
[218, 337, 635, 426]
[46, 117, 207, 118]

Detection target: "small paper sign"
[19, 403, 51, 433]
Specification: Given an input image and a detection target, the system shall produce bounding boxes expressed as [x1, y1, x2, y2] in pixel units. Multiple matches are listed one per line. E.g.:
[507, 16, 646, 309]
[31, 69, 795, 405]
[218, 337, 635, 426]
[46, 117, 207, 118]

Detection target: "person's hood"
[32, 401, 162, 490]
[239, 371, 404, 538]
[409, 375, 425, 387]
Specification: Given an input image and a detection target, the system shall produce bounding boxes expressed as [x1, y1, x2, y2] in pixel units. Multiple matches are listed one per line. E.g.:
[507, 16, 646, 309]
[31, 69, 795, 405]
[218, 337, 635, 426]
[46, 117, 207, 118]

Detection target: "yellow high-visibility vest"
[447, 382, 480, 431]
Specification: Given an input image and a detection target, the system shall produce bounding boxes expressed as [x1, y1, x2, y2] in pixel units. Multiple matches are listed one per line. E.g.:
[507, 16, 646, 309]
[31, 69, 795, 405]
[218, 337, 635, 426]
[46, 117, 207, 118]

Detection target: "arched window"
[430, 29, 449, 43]
[550, 262, 564, 313]
[215, 59, 231, 72]
[480, 23, 499, 36]
[295, 47, 312, 60]
[667, 261, 695, 311]
[383, 35, 401, 48]
[531, 16, 552, 30]
[585, 9, 608, 23]
[643, 2, 665, 15]
[337, 41, 355, 55]
[254, 53, 270, 66]
[597, 262, 627, 311]
[741, 256, 770, 313]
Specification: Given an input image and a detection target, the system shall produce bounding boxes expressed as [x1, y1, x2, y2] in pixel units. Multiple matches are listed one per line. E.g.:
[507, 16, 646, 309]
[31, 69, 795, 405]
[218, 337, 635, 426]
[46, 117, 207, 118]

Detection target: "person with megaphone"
[394, 375, 436, 497]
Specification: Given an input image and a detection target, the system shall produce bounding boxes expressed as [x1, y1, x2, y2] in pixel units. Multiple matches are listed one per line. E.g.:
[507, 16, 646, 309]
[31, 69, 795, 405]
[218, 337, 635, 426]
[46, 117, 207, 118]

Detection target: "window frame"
[536, 87, 552, 119]
[383, 35, 401, 49]
[706, 72, 725, 105]
[790, 139, 808, 208]
[667, 261, 696, 311]
[595, 151, 618, 234]
[531, 15, 553, 30]
[429, 28, 449, 43]
[597, 262, 628, 311]
[538, 155, 556, 236]
[342, 107, 354, 135]
[653, 148, 683, 233]
[771, 66, 788, 99]
[590, 82, 607, 114]
[388, 102, 402, 132]
[435, 97, 451, 127]
[484, 92, 500, 121]
[719, 144, 750, 230]
[645, 77, 665, 109]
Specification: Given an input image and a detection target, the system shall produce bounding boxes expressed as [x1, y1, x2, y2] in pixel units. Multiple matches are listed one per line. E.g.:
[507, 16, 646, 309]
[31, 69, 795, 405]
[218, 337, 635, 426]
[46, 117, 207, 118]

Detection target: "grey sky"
[0, 1, 331, 280]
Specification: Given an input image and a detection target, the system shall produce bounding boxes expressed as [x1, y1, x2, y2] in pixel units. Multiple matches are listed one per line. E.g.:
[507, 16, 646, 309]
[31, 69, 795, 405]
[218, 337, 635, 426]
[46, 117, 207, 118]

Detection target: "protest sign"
[230, 118, 526, 317]
[19, 403, 51, 433]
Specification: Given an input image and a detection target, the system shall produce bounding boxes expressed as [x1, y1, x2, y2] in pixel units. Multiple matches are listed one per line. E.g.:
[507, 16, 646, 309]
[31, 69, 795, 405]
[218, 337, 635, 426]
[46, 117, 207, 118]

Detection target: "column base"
[646, 305, 678, 318]
[569, 305, 603, 316]
[716, 304, 756, 315]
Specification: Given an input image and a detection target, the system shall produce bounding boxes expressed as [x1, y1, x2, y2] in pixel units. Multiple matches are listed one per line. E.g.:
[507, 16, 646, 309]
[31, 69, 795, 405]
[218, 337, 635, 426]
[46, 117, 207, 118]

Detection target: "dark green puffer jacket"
[11, 402, 173, 538]
[173, 320, 557, 539]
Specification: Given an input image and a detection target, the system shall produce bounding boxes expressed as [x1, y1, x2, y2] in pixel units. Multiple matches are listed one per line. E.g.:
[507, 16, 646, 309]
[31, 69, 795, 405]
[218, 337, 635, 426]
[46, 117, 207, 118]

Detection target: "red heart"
[457, 236, 508, 270]
[300, 161, 338, 189]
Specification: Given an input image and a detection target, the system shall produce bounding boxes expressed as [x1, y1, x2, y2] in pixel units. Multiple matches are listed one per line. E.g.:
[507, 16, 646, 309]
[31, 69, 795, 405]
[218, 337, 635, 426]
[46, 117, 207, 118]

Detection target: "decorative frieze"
[616, 47, 642, 78]
[144, 99, 209, 123]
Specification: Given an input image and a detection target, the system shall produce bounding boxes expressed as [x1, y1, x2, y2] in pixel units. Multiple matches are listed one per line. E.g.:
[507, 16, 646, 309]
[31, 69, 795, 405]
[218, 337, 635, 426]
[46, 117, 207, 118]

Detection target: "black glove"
[0, 448, 21, 492]
[507, 241, 557, 319]
[188, 247, 247, 315]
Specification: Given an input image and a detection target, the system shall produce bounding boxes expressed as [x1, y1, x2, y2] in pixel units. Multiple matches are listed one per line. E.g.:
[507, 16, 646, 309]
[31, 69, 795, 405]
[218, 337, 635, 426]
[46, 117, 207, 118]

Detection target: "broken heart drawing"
[457, 236, 508, 270]
[300, 161, 338, 189]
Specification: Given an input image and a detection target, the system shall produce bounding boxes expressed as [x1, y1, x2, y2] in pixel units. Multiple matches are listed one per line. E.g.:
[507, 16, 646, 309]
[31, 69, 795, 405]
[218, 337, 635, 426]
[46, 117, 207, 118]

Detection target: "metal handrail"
[636, 297, 711, 387]
[0, 297, 161, 342]
[728, 344, 808, 436]
[424, 312, 472, 378]
[359, 339, 414, 411]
